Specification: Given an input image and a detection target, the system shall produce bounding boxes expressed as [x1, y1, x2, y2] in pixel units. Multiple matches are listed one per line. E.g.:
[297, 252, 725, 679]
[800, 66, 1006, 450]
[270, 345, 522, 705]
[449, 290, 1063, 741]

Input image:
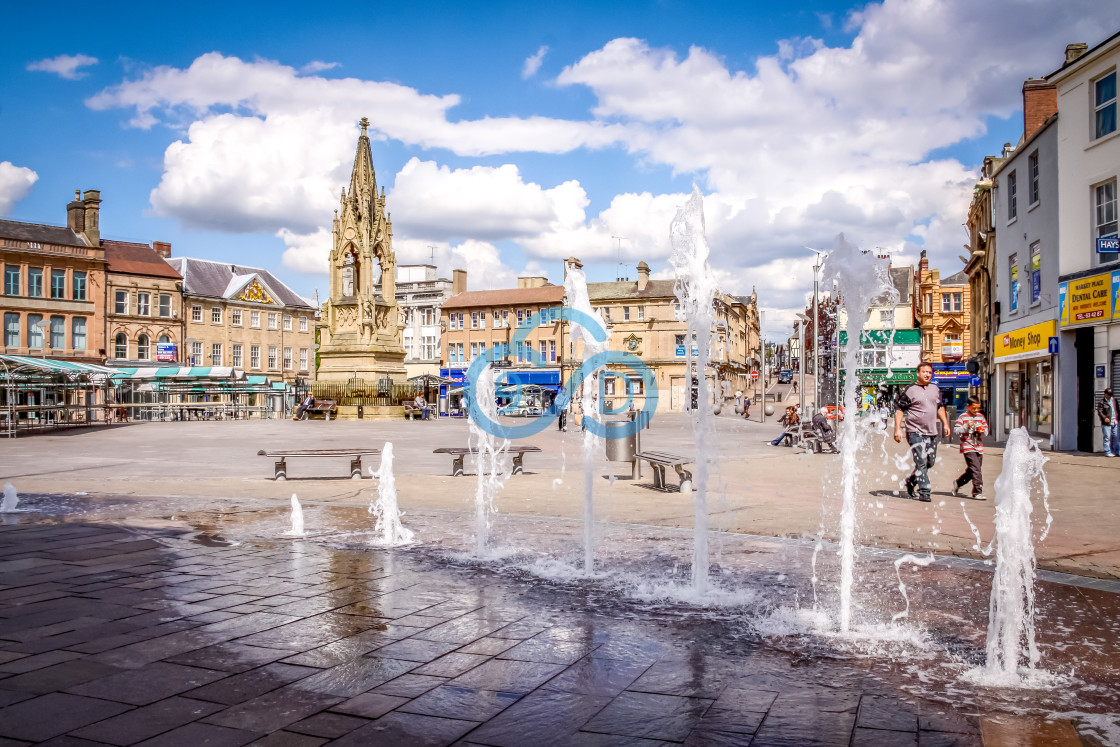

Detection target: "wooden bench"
[257, 448, 381, 480]
[304, 399, 338, 421]
[433, 445, 542, 476]
[402, 403, 431, 421]
[635, 451, 694, 493]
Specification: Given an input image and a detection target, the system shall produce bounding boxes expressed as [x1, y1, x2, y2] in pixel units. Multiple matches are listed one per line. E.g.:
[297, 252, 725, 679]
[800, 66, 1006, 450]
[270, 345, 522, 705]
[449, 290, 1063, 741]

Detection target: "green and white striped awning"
[0, 355, 120, 381]
[110, 366, 247, 380]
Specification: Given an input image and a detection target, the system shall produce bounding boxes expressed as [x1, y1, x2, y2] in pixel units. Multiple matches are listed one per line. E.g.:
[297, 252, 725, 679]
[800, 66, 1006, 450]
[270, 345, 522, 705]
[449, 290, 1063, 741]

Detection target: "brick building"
[104, 240, 184, 366]
[913, 250, 971, 363]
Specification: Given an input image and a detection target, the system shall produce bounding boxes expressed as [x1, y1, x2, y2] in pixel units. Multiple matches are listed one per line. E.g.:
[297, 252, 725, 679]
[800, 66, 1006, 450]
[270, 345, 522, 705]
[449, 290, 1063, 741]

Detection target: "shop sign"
[1058, 270, 1120, 326]
[931, 366, 970, 383]
[941, 341, 963, 357]
[994, 319, 1057, 360]
[1097, 236, 1120, 254]
[854, 369, 916, 385]
[155, 343, 176, 362]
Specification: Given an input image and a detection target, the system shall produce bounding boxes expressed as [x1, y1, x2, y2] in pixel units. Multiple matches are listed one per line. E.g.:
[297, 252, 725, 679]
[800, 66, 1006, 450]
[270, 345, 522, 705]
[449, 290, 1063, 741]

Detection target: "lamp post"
[759, 310, 766, 423]
[795, 312, 809, 415]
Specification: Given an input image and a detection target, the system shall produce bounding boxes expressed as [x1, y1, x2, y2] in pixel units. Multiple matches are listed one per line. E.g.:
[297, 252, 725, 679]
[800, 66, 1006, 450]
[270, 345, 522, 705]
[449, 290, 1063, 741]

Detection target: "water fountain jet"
[369, 442, 414, 546]
[285, 494, 304, 536]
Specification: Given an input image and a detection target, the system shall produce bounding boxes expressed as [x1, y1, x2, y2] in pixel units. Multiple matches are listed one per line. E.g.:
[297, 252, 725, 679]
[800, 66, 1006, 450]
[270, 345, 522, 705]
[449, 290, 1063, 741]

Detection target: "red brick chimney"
[918, 249, 929, 277]
[152, 241, 172, 258]
[1022, 78, 1057, 140]
[452, 269, 467, 295]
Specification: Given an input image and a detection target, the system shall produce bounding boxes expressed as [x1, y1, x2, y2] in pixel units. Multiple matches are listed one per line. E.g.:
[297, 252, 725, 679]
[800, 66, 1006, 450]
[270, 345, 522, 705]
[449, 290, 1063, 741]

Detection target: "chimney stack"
[1022, 78, 1057, 139]
[919, 249, 929, 277]
[637, 261, 650, 291]
[1064, 42, 1088, 66]
[152, 241, 172, 258]
[81, 189, 102, 246]
[452, 268, 467, 295]
[66, 190, 84, 234]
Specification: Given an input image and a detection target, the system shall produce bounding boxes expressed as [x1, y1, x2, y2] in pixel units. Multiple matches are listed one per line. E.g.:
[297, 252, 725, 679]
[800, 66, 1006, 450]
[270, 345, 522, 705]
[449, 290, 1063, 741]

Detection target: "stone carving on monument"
[315, 117, 407, 385]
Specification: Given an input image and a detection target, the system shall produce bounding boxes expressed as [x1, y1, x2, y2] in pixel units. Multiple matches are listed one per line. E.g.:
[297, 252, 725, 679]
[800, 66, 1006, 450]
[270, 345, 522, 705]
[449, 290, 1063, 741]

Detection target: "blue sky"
[2, 0, 1118, 335]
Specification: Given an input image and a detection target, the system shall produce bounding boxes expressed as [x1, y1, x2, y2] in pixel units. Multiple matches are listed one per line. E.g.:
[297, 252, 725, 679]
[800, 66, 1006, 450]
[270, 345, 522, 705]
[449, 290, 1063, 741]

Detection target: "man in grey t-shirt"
[893, 362, 951, 502]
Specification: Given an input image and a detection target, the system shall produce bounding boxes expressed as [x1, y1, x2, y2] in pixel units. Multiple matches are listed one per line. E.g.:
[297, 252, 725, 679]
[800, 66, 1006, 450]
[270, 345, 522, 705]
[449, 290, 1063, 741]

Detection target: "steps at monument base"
[334, 405, 406, 421]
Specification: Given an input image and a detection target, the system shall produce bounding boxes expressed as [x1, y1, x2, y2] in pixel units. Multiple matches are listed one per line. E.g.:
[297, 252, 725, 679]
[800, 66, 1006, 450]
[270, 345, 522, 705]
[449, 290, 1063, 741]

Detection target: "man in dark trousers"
[893, 362, 951, 502]
[1098, 388, 1120, 457]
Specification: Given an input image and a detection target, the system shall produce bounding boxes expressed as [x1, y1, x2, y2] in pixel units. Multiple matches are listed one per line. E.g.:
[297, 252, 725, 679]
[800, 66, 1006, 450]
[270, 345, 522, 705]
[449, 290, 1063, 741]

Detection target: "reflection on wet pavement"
[0, 492, 1116, 745]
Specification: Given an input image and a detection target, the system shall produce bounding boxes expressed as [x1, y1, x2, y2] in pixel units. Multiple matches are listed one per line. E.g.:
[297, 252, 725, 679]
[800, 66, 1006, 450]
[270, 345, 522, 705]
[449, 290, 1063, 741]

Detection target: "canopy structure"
[0, 356, 118, 438]
[110, 366, 247, 380]
[111, 366, 283, 422]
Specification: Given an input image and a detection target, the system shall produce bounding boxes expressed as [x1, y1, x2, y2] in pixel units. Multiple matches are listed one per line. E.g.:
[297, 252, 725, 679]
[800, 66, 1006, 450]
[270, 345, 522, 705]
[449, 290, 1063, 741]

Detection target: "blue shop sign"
[1097, 236, 1120, 254]
[932, 364, 970, 387]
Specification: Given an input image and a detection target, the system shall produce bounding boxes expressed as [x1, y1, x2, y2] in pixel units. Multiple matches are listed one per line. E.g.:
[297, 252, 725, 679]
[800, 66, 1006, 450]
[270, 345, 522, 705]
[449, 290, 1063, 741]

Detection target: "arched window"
[137, 334, 150, 360]
[158, 334, 170, 344]
[114, 333, 128, 360]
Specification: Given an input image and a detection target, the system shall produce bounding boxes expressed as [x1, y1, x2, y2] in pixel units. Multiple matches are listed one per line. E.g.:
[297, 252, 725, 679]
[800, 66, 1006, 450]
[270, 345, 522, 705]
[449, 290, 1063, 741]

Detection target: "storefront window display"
[1028, 359, 1053, 436]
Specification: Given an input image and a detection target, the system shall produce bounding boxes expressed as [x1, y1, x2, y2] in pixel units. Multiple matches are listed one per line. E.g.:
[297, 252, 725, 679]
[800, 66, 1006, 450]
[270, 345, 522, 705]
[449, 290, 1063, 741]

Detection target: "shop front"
[992, 318, 1057, 447]
[930, 365, 971, 423]
[1057, 268, 1120, 452]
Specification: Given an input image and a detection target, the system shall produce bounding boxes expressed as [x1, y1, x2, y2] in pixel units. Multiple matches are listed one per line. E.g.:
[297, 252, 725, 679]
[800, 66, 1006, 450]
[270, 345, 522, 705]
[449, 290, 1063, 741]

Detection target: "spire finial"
[359, 116, 370, 133]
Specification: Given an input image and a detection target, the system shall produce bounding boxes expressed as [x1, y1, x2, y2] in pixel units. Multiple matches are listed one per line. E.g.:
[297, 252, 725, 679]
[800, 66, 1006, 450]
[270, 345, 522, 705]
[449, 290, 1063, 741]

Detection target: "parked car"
[778, 369, 793, 384]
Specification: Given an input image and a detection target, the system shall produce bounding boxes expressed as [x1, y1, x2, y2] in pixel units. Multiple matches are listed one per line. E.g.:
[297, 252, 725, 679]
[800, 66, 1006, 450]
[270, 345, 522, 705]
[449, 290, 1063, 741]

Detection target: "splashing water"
[964, 427, 1053, 687]
[1, 483, 18, 513]
[285, 494, 304, 537]
[670, 186, 719, 594]
[564, 263, 610, 574]
[468, 366, 510, 556]
[892, 553, 935, 621]
[368, 442, 414, 546]
[819, 233, 896, 631]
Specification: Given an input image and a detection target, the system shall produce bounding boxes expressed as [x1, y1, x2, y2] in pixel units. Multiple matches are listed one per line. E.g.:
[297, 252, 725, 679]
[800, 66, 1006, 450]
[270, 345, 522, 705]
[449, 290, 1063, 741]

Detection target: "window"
[28, 268, 43, 297]
[942, 294, 951, 313]
[1007, 170, 1017, 221]
[137, 292, 150, 316]
[159, 293, 171, 317]
[26, 314, 44, 348]
[539, 340, 547, 361]
[421, 308, 436, 325]
[448, 344, 456, 363]
[636, 306, 645, 321]
[4, 312, 19, 346]
[190, 342, 203, 366]
[1028, 151, 1040, 206]
[422, 335, 437, 360]
[471, 311, 479, 329]
[72, 271, 86, 301]
[268, 346, 278, 369]
[250, 345, 261, 369]
[191, 305, 202, 322]
[211, 307, 222, 324]
[470, 342, 478, 361]
[267, 312, 278, 330]
[137, 334, 150, 360]
[51, 270, 65, 299]
[629, 377, 644, 396]
[1095, 71, 1117, 139]
[479, 311, 486, 329]
[299, 348, 308, 370]
[283, 347, 293, 370]
[231, 309, 242, 326]
[879, 309, 894, 324]
[1096, 179, 1119, 264]
[675, 333, 686, 357]
[251, 311, 261, 328]
[924, 293, 933, 313]
[515, 341, 525, 362]
[1030, 242, 1042, 304]
[211, 343, 222, 366]
[71, 318, 86, 350]
[623, 306, 630, 321]
[502, 310, 509, 327]
[115, 290, 129, 315]
[232, 344, 243, 368]
[456, 343, 464, 363]
[602, 307, 611, 321]
[1009, 253, 1019, 313]
[299, 316, 308, 332]
[3, 265, 19, 296]
[283, 314, 292, 331]
[549, 340, 556, 362]
[50, 316, 64, 349]
[516, 309, 525, 326]
[114, 332, 128, 359]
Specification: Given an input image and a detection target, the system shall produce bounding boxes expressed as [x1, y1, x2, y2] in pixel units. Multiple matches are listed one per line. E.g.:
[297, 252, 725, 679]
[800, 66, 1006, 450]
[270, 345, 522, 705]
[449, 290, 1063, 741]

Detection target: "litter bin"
[605, 419, 637, 478]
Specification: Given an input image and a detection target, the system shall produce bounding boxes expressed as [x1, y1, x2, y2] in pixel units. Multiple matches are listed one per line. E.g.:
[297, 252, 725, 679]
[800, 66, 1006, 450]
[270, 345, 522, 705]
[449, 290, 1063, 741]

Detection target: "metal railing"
[310, 381, 421, 407]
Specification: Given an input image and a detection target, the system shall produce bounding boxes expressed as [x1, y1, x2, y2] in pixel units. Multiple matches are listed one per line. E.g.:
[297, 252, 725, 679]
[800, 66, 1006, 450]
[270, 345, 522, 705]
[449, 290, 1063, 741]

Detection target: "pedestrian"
[893, 362, 951, 502]
[414, 393, 430, 420]
[743, 395, 751, 419]
[951, 396, 988, 499]
[294, 392, 315, 420]
[1097, 388, 1120, 457]
[792, 379, 799, 394]
[735, 389, 743, 409]
[557, 400, 568, 431]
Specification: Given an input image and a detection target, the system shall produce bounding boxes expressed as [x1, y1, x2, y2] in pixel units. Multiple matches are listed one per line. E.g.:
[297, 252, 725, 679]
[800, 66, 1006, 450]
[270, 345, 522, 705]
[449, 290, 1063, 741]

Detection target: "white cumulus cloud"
[27, 54, 98, 80]
[0, 162, 38, 216]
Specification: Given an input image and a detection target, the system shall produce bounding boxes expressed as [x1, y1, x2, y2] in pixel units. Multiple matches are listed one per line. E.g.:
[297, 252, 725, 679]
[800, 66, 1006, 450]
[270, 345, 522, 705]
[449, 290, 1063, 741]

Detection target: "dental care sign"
[1058, 270, 1120, 326]
[994, 319, 1057, 362]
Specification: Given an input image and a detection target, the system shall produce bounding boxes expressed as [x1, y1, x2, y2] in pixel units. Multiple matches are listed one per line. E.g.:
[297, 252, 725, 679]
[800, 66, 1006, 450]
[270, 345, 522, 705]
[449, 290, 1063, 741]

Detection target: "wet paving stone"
[464, 689, 612, 746]
[132, 721, 261, 746]
[542, 655, 652, 697]
[186, 662, 319, 705]
[328, 691, 410, 718]
[447, 657, 567, 694]
[329, 711, 479, 747]
[0, 692, 134, 742]
[371, 672, 449, 697]
[583, 690, 714, 742]
[411, 652, 492, 678]
[166, 642, 294, 672]
[399, 684, 522, 721]
[200, 685, 344, 734]
[374, 637, 464, 662]
[66, 660, 230, 705]
[284, 711, 370, 738]
[69, 695, 225, 745]
[290, 656, 418, 697]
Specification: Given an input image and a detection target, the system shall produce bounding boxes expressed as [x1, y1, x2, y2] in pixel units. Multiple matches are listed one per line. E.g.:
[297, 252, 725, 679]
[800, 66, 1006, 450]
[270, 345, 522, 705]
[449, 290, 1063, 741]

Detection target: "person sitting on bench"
[812, 411, 840, 453]
[294, 393, 315, 421]
[414, 394, 431, 421]
[769, 406, 798, 446]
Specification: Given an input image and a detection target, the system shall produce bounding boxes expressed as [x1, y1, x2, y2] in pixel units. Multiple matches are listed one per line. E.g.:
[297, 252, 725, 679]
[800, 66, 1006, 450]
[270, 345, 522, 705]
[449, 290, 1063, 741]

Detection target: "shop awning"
[0, 355, 120, 381]
[111, 367, 248, 380]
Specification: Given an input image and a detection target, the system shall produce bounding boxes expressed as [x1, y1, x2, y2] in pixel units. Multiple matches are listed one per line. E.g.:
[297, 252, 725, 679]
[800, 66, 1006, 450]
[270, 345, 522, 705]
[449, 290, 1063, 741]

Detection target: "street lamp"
[795, 312, 809, 415]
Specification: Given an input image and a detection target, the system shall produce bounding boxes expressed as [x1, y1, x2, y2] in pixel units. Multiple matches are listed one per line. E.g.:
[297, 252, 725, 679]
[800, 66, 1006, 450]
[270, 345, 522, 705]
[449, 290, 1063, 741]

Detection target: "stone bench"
[257, 447, 380, 480]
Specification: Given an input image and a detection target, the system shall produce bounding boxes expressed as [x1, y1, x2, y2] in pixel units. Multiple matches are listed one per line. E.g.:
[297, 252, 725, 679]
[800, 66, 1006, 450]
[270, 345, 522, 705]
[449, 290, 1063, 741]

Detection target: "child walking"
[952, 396, 988, 500]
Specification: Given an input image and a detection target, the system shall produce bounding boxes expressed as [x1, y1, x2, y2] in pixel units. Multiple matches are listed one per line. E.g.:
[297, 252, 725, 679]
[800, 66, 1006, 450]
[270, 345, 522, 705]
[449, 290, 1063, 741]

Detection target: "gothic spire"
[348, 117, 377, 199]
